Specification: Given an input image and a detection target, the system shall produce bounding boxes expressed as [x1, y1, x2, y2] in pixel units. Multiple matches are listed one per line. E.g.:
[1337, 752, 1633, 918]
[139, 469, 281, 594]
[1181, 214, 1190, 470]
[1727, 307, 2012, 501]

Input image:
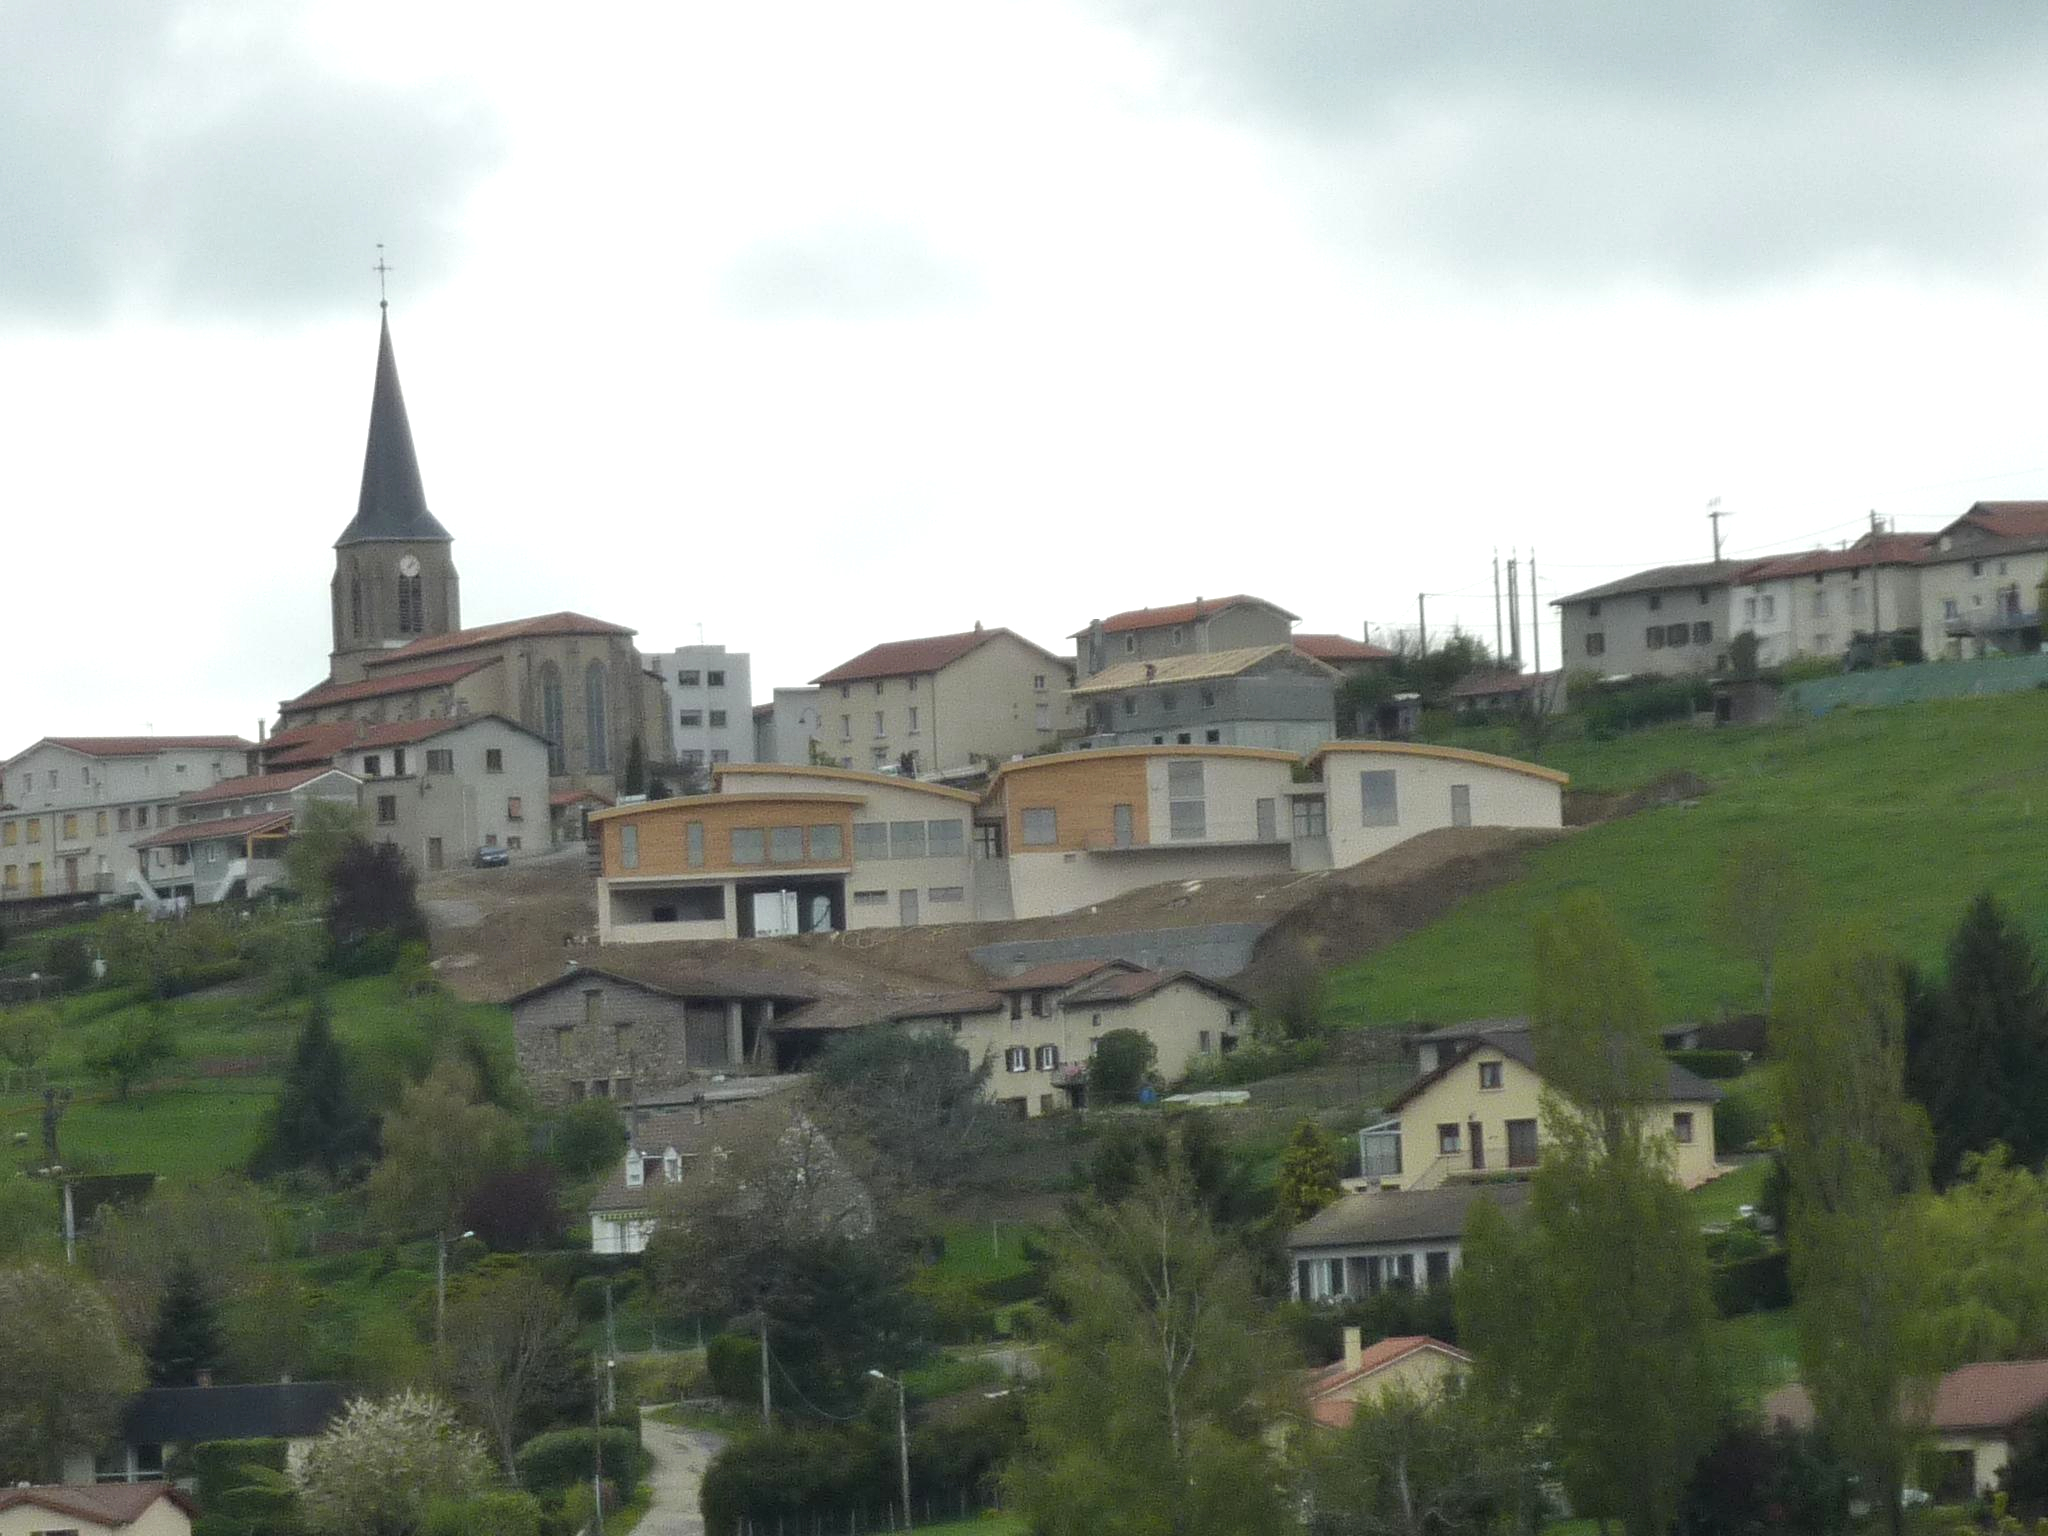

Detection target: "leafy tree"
[459, 1163, 562, 1252]
[222, 1267, 318, 1384]
[1276, 1118, 1341, 1226]
[621, 735, 646, 796]
[253, 994, 376, 1179]
[1904, 894, 2048, 1185]
[0, 1002, 56, 1071]
[1254, 941, 1330, 1045]
[294, 1391, 493, 1536]
[439, 1263, 581, 1477]
[1302, 1379, 1542, 1536]
[146, 1255, 224, 1386]
[286, 798, 369, 909]
[1086, 1113, 1267, 1231]
[0, 1263, 143, 1481]
[1706, 837, 1815, 1011]
[1088, 1027, 1156, 1104]
[1907, 1147, 2048, 1366]
[366, 1061, 522, 1250]
[328, 840, 427, 971]
[83, 1008, 179, 1101]
[1460, 893, 1720, 1536]
[85, 1174, 280, 1342]
[45, 933, 95, 990]
[1007, 1155, 1293, 1536]
[549, 1099, 627, 1180]
[1998, 1404, 2048, 1515]
[811, 1026, 996, 1192]
[1772, 933, 1932, 1536]
[1672, 1415, 1853, 1535]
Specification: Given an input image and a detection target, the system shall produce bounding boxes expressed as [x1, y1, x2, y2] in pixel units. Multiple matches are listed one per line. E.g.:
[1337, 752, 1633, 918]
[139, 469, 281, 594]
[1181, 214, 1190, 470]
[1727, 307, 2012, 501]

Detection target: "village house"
[0, 1483, 195, 1536]
[1913, 502, 2048, 659]
[1070, 645, 1340, 755]
[1444, 670, 1566, 716]
[1290, 632, 1395, 677]
[1302, 1332, 1473, 1429]
[1288, 1183, 1532, 1303]
[1362, 1020, 1723, 1191]
[1073, 594, 1298, 678]
[0, 737, 257, 906]
[888, 958, 1251, 1117]
[132, 767, 362, 907]
[1735, 533, 1929, 667]
[1294, 742, 1566, 873]
[62, 1381, 351, 1486]
[810, 625, 1074, 775]
[507, 965, 813, 1106]
[1768, 1360, 2048, 1502]
[1551, 560, 1742, 677]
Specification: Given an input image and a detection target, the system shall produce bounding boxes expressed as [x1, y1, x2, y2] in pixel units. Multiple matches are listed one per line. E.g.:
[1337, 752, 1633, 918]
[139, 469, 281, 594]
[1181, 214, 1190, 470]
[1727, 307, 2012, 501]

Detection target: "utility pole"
[759, 1315, 772, 1426]
[1506, 554, 1522, 670]
[869, 1370, 912, 1528]
[1493, 550, 1504, 661]
[1870, 510, 1883, 636]
[591, 1357, 609, 1536]
[604, 1284, 618, 1413]
[1416, 593, 1428, 655]
[1708, 497, 1729, 563]
[1531, 550, 1543, 679]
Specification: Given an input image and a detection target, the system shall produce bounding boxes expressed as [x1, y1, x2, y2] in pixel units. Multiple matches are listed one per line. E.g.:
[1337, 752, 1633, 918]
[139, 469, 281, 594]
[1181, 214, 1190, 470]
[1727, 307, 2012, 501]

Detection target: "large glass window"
[686, 822, 705, 867]
[1021, 808, 1057, 846]
[1291, 798, 1327, 838]
[619, 824, 639, 870]
[769, 826, 804, 862]
[807, 824, 844, 861]
[926, 819, 965, 858]
[731, 828, 766, 865]
[854, 821, 889, 860]
[1167, 759, 1205, 840]
[889, 821, 928, 859]
[1360, 770, 1399, 827]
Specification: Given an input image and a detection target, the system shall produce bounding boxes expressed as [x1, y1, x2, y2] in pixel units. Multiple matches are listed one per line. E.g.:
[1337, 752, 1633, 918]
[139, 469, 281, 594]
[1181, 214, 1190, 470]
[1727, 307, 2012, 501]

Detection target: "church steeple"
[334, 310, 451, 548]
[328, 308, 461, 676]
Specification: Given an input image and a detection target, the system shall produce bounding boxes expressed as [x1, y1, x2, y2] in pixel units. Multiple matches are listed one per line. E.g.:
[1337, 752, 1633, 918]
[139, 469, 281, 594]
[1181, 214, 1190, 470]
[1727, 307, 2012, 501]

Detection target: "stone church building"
[272, 310, 671, 799]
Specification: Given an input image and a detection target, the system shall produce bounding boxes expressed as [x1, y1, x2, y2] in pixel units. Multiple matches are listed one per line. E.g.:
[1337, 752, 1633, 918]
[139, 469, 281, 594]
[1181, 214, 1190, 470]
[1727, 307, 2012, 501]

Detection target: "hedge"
[707, 1332, 761, 1402]
[1712, 1248, 1791, 1318]
[1668, 1049, 1747, 1080]
[173, 1438, 294, 1536]
[420, 1491, 543, 1536]
[514, 1427, 646, 1501]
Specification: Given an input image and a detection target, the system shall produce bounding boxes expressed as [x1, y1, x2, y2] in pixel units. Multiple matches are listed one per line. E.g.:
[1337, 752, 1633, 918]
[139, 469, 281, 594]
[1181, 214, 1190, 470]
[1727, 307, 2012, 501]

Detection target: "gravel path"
[639, 1415, 724, 1535]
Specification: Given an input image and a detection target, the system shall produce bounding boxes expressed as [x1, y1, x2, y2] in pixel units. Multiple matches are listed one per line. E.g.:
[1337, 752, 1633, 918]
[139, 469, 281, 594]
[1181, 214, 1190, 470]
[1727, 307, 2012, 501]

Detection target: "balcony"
[1945, 603, 2038, 638]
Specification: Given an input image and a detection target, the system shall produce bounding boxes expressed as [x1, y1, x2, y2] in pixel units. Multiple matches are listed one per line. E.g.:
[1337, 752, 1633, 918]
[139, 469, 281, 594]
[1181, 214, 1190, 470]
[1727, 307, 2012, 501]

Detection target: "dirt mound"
[1565, 768, 1710, 827]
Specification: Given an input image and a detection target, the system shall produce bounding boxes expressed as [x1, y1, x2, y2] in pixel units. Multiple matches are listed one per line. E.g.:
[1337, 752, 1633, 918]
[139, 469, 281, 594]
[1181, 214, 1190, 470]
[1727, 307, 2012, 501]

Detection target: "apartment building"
[753, 687, 825, 766]
[1071, 645, 1339, 754]
[0, 736, 257, 905]
[1735, 534, 1928, 666]
[137, 766, 362, 906]
[1073, 594, 1297, 678]
[811, 624, 1073, 774]
[662, 643, 753, 778]
[1552, 561, 1740, 676]
[890, 959, 1251, 1117]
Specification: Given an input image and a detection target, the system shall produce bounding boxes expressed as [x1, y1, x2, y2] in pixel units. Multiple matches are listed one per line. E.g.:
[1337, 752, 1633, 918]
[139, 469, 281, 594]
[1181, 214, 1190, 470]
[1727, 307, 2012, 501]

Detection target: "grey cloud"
[0, 2, 501, 321]
[719, 220, 979, 319]
[1104, 2, 2048, 288]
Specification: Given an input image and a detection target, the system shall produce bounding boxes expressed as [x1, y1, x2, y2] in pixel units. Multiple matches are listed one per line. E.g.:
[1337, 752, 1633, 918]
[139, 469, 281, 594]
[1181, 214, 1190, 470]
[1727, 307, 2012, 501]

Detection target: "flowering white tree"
[294, 1390, 491, 1536]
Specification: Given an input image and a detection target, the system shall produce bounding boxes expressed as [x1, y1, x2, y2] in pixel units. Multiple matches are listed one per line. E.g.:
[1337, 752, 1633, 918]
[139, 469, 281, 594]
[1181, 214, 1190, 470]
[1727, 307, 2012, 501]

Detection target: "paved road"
[639, 1415, 724, 1535]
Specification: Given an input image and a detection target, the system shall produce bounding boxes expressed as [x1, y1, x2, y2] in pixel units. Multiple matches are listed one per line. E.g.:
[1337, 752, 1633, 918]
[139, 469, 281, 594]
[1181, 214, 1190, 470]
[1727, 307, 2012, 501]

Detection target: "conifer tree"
[254, 996, 373, 1179]
[621, 735, 646, 796]
[1275, 1118, 1341, 1226]
[146, 1256, 223, 1387]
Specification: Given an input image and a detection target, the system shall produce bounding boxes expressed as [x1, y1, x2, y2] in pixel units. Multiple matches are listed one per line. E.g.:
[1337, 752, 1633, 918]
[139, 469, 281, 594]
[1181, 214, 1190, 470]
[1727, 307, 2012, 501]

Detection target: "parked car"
[474, 845, 510, 868]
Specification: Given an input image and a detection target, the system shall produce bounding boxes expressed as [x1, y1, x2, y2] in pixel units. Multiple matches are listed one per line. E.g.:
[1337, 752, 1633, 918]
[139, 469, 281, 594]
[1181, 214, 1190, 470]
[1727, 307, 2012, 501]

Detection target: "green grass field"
[1329, 691, 2048, 1025]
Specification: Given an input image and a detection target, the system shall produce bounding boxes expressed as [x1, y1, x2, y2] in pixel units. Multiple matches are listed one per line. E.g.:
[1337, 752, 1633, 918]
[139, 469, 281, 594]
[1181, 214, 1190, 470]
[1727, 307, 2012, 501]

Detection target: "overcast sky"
[10, 1, 2048, 742]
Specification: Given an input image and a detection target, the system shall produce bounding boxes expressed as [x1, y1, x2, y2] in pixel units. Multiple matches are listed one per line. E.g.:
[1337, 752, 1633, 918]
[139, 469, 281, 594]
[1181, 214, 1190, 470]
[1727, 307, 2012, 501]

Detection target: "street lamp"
[869, 1369, 911, 1526]
[436, 1228, 476, 1344]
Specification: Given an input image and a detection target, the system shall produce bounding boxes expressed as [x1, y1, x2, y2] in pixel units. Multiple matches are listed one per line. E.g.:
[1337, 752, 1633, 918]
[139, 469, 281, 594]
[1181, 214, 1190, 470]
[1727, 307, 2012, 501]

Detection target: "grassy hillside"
[1328, 691, 2048, 1025]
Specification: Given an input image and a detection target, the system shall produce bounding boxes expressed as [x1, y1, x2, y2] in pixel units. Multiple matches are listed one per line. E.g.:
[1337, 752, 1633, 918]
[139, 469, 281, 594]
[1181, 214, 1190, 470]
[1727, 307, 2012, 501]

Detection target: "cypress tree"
[255, 996, 372, 1179]
[621, 735, 646, 796]
[146, 1257, 222, 1387]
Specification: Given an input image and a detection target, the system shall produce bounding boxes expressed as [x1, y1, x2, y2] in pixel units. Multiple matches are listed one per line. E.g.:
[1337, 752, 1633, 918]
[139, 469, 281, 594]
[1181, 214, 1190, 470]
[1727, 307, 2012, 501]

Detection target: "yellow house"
[0, 1484, 194, 1536]
[1304, 1331, 1473, 1430]
[1367, 1022, 1723, 1191]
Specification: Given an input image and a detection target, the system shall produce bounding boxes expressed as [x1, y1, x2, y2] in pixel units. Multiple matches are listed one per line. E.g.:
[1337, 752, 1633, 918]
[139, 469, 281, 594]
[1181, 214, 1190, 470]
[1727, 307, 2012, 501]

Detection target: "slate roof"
[133, 810, 294, 850]
[282, 658, 498, 711]
[1293, 633, 1394, 663]
[811, 627, 1064, 686]
[1388, 1022, 1725, 1111]
[1289, 1182, 1533, 1249]
[1069, 644, 1336, 697]
[1768, 1359, 2048, 1435]
[178, 768, 339, 806]
[0, 1482, 198, 1524]
[888, 989, 1007, 1020]
[1074, 594, 1298, 637]
[8, 735, 253, 768]
[1551, 560, 1748, 606]
[123, 1381, 351, 1442]
[360, 611, 637, 668]
[335, 312, 450, 547]
[502, 963, 815, 1010]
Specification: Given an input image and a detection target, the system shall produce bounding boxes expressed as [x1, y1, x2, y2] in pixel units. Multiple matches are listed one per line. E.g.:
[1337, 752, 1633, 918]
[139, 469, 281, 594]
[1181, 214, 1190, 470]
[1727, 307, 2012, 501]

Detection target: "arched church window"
[350, 572, 363, 638]
[585, 661, 610, 774]
[539, 663, 566, 775]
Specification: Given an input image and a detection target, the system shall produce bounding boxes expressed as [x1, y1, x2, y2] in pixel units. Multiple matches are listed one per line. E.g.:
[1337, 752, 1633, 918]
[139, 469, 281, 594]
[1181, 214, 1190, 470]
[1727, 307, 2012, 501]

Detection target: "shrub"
[514, 1426, 645, 1501]
[44, 935, 95, 990]
[174, 1437, 292, 1533]
[420, 1491, 543, 1536]
[1089, 1029, 1156, 1104]
[616, 1351, 706, 1408]
[1668, 1049, 1746, 1080]
[570, 1271, 639, 1322]
[1714, 1093, 1764, 1155]
[1176, 1037, 1327, 1089]
[1710, 1248, 1791, 1317]
[700, 1424, 892, 1536]
[706, 1332, 761, 1403]
[1582, 676, 1712, 735]
[550, 1099, 629, 1180]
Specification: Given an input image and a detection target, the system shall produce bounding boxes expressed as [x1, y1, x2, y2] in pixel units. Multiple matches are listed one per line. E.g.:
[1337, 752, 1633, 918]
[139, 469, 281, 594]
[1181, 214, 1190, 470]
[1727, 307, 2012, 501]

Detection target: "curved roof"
[588, 790, 866, 823]
[1308, 740, 1569, 786]
[713, 762, 980, 803]
[986, 744, 1300, 788]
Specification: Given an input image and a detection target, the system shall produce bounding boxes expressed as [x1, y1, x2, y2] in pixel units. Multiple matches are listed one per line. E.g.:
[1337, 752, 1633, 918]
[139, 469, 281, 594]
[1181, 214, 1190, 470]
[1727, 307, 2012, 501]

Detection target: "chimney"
[974, 619, 984, 632]
[1342, 1327, 1363, 1373]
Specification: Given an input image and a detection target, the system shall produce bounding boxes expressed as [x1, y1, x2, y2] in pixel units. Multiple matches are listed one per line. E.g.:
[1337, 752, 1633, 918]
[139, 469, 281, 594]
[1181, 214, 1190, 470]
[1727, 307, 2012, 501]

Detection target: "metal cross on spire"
[373, 244, 393, 310]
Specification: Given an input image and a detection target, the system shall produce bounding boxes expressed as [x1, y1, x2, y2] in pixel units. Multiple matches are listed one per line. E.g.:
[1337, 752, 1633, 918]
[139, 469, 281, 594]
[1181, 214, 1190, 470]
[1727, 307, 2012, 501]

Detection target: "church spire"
[334, 309, 452, 548]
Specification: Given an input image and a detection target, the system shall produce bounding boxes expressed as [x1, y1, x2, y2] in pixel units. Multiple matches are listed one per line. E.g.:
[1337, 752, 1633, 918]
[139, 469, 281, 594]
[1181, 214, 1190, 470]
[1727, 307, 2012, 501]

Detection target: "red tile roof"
[39, 735, 254, 758]
[261, 721, 365, 766]
[1740, 533, 1933, 581]
[812, 627, 1062, 685]
[1062, 967, 1250, 1007]
[134, 809, 294, 850]
[180, 767, 340, 806]
[360, 610, 635, 668]
[1305, 1336, 1471, 1428]
[1959, 501, 2048, 541]
[1770, 1359, 2048, 1435]
[282, 658, 497, 711]
[1078, 594, 1297, 638]
[0, 1482, 198, 1524]
[1293, 632, 1394, 662]
[551, 787, 616, 807]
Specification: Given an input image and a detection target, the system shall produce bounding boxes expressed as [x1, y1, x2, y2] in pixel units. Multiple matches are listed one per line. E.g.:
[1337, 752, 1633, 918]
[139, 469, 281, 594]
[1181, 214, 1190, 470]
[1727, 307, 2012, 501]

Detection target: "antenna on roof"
[1708, 497, 1729, 563]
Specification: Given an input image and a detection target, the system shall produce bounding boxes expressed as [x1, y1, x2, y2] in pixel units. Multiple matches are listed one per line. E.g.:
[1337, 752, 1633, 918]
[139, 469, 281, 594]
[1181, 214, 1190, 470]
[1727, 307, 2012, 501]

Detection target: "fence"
[1786, 649, 2048, 715]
